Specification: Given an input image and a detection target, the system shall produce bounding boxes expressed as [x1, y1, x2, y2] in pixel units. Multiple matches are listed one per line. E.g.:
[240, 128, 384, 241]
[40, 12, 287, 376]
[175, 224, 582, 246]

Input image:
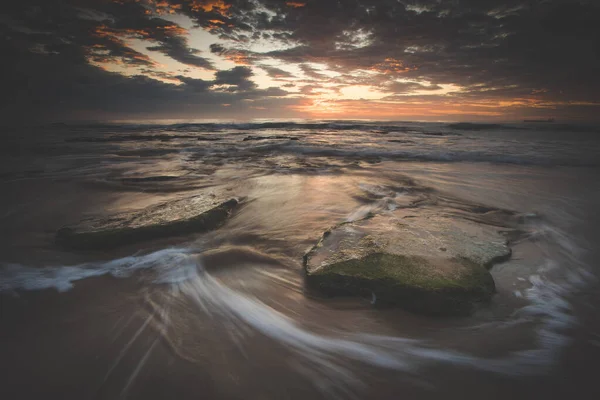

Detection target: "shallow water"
[1, 121, 600, 399]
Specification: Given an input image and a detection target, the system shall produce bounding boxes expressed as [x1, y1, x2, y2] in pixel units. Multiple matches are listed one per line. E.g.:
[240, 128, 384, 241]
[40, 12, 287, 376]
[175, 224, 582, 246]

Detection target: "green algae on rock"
[56, 195, 238, 250]
[303, 209, 512, 316]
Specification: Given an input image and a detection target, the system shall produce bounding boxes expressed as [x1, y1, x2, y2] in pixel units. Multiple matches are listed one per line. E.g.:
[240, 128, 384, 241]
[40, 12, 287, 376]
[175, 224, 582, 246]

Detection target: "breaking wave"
[253, 143, 600, 167]
[0, 219, 591, 394]
[47, 120, 600, 134]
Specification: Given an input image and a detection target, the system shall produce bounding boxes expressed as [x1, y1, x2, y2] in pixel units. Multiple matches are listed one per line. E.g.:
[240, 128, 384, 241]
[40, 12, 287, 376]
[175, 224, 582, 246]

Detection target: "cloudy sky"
[1, 0, 599, 122]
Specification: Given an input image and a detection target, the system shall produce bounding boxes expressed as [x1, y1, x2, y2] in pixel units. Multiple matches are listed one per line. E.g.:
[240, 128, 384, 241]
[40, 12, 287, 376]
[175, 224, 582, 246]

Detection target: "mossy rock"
[56, 195, 238, 250]
[304, 209, 511, 316]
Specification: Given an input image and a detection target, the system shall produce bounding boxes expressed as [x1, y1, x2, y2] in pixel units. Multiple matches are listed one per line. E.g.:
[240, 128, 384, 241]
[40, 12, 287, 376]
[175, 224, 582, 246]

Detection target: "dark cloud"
[99, 9, 215, 69]
[1, 0, 600, 121]
[209, 42, 255, 65]
[299, 85, 319, 95]
[1, 0, 214, 69]
[260, 66, 294, 79]
[176, 75, 213, 92]
[385, 81, 443, 94]
[209, 43, 227, 54]
[214, 66, 255, 90]
[0, 44, 288, 122]
[299, 64, 325, 79]
[0, 8, 286, 122]
[147, 38, 214, 69]
[196, 0, 600, 105]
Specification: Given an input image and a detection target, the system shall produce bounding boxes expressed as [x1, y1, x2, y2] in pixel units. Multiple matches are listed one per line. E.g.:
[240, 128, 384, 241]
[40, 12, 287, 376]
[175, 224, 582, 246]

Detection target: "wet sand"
[2, 275, 600, 400]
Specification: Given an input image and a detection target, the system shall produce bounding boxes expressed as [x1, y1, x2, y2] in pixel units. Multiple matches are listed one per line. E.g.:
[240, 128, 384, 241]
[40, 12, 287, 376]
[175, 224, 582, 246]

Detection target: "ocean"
[1, 120, 599, 399]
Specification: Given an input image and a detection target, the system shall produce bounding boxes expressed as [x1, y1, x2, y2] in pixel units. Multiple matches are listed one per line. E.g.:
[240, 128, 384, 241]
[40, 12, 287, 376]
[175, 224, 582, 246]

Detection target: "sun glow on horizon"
[59, 0, 597, 122]
[85, 3, 485, 118]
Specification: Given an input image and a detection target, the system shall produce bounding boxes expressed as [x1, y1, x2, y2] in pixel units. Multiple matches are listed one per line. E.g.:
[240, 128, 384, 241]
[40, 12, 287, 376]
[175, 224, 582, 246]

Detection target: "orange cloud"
[286, 2, 307, 8]
[159, 24, 188, 36]
[190, 0, 231, 15]
[111, 0, 183, 14]
[89, 20, 196, 68]
[214, 48, 253, 65]
[206, 19, 226, 31]
[88, 50, 155, 69]
[370, 58, 417, 74]
[92, 24, 112, 38]
[91, 26, 156, 67]
[152, 1, 183, 14]
[225, 53, 251, 65]
[93, 22, 188, 41]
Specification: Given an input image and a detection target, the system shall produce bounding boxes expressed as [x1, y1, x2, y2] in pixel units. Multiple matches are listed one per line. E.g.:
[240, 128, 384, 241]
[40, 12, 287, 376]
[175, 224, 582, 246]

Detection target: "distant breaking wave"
[249, 143, 600, 168]
[32, 120, 600, 170]
[48, 120, 600, 134]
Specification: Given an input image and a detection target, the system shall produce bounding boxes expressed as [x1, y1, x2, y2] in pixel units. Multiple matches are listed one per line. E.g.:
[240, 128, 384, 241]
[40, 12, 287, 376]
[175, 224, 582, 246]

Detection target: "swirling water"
[1, 121, 599, 399]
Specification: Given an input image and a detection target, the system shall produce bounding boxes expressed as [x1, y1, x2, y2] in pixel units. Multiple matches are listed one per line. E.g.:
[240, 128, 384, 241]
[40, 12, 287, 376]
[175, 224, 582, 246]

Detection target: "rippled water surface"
[1, 121, 599, 400]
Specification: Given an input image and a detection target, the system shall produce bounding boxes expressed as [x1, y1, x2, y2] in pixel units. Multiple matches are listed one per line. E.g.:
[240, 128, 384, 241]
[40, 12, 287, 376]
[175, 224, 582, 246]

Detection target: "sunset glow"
[2, 3, 600, 399]
[2, 0, 600, 122]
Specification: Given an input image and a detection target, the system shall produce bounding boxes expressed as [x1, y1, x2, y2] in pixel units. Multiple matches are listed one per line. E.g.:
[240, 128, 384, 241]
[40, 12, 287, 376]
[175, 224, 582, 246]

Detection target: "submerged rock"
[56, 195, 238, 250]
[304, 208, 512, 316]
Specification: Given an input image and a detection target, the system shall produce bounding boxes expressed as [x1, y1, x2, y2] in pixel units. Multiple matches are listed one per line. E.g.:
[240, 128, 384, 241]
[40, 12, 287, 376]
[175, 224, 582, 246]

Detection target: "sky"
[1, 0, 600, 122]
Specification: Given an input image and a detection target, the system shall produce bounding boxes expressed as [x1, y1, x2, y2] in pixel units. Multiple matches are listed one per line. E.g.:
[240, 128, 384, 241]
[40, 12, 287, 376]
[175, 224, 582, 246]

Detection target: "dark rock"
[304, 208, 512, 316]
[56, 195, 238, 250]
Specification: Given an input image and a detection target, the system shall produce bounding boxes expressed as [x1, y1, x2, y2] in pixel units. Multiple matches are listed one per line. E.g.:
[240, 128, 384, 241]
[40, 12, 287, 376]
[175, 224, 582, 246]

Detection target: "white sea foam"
[0, 248, 196, 292]
[0, 222, 591, 393]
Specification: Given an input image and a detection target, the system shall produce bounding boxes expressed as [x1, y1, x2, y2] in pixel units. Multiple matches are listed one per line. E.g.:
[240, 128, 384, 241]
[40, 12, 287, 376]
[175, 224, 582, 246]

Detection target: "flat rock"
[304, 208, 512, 316]
[56, 194, 238, 250]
